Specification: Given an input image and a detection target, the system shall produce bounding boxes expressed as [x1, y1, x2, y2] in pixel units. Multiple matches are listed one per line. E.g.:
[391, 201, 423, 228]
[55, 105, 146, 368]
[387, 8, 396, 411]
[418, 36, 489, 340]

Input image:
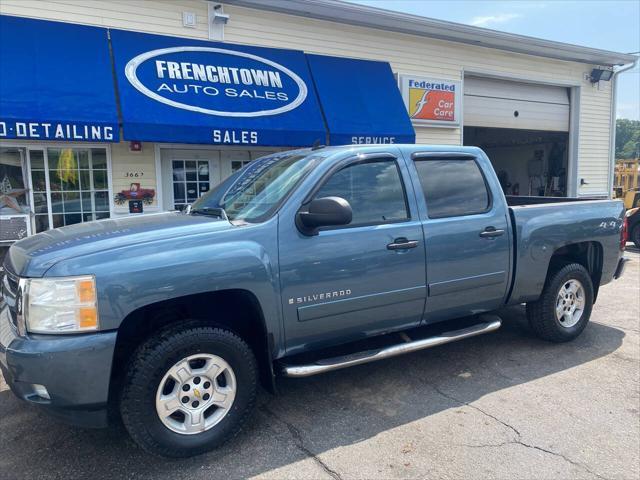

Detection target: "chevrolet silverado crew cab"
[1, 145, 629, 457]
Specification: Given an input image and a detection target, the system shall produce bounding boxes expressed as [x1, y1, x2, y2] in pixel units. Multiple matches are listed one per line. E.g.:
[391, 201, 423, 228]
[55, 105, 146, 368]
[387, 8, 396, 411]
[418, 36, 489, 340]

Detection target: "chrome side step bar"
[281, 316, 502, 378]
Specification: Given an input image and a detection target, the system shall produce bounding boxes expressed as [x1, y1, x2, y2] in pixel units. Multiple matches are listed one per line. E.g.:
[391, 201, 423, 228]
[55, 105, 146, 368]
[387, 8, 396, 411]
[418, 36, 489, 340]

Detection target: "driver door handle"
[479, 227, 505, 238]
[387, 238, 419, 250]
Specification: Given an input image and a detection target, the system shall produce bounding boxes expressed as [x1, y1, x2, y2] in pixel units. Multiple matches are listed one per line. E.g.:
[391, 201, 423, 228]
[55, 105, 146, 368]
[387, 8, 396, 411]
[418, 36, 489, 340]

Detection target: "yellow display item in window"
[58, 149, 77, 184]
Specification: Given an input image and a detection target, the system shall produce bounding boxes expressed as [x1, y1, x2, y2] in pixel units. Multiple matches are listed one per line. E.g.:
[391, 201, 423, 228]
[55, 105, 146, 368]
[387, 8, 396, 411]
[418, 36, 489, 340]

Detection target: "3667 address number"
[125, 172, 144, 178]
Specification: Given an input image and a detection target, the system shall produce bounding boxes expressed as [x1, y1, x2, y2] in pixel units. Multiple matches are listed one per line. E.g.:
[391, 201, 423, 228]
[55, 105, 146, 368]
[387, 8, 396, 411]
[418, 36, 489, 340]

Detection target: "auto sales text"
[155, 60, 289, 101]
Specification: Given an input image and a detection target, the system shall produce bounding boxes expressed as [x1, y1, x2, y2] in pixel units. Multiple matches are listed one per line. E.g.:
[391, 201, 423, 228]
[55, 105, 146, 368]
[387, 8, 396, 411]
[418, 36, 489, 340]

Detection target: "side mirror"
[296, 196, 352, 235]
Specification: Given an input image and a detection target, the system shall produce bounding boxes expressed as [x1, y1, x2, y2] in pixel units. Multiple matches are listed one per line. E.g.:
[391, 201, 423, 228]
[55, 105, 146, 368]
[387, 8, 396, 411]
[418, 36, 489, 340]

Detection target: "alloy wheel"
[155, 353, 236, 435]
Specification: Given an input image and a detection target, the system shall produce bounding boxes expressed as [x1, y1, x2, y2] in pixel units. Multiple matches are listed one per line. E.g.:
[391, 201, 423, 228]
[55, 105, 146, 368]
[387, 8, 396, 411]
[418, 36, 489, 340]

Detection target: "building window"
[29, 148, 110, 233]
[231, 160, 251, 173]
[0, 147, 29, 215]
[172, 160, 210, 211]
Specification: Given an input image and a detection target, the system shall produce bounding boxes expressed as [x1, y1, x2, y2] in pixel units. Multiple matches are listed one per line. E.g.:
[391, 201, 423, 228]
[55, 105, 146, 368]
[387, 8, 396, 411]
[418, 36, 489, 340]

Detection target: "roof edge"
[221, 0, 638, 67]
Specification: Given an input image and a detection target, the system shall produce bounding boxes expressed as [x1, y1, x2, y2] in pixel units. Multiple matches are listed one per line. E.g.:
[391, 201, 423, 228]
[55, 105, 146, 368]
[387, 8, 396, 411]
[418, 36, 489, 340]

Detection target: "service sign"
[111, 30, 326, 146]
[399, 75, 461, 127]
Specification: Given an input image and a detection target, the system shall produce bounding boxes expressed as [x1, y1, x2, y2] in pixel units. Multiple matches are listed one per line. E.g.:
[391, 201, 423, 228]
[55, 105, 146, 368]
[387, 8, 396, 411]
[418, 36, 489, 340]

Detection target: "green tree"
[616, 118, 640, 159]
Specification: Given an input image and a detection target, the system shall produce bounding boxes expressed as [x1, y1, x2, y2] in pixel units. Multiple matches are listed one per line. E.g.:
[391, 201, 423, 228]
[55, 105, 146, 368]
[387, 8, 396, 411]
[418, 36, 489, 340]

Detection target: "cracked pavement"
[1, 249, 638, 480]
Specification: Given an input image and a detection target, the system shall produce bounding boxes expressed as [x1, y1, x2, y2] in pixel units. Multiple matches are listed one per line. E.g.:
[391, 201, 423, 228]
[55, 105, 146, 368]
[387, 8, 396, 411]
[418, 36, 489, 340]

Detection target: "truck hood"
[4, 213, 234, 277]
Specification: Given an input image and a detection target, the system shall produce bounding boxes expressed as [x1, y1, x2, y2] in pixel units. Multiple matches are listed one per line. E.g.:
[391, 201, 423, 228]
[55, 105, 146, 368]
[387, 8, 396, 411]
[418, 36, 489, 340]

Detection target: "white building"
[0, 0, 637, 245]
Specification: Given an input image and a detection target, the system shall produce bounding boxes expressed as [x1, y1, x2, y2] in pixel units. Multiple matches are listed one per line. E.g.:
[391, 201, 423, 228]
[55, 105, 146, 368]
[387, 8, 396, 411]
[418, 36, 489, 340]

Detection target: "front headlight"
[24, 275, 99, 334]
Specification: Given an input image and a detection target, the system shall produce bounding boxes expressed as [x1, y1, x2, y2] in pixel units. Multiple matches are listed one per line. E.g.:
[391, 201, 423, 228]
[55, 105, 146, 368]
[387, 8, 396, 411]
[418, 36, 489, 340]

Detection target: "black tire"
[631, 223, 640, 249]
[526, 263, 594, 343]
[120, 323, 257, 458]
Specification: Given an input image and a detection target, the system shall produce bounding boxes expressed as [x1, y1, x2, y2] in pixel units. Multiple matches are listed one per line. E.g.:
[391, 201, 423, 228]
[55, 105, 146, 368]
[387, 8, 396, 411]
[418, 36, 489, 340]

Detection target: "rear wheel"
[120, 323, 257, 457]
[526, 263, 594, 342]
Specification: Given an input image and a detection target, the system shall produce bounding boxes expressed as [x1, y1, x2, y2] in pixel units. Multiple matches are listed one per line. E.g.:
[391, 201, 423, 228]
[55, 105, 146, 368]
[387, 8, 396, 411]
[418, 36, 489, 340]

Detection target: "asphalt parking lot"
[1, 249, 638, 480]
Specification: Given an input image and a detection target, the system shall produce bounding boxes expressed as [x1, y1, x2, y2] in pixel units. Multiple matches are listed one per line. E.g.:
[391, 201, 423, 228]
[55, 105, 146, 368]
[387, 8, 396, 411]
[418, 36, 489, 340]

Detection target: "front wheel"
[526, 263, 594, 342]
[120, 323, 257, 457]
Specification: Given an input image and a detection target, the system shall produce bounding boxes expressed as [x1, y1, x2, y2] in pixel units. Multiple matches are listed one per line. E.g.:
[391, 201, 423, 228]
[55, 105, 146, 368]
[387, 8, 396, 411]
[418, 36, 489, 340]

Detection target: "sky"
[348, 0, 640, 120]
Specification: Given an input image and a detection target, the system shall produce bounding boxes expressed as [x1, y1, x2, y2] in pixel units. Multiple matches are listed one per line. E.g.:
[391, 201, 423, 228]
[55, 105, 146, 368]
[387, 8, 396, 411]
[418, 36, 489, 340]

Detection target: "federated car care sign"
[110, 29, 326, 146]
[399, 75, 461, 127]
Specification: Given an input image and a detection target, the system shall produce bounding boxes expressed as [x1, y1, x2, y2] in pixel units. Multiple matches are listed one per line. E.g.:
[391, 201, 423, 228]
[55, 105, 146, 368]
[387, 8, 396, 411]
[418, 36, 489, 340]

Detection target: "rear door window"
[414, 159, 490, 218]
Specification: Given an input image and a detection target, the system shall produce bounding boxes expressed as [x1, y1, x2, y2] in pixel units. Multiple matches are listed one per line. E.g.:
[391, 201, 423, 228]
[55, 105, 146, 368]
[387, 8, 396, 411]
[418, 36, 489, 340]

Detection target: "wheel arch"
[109, 288, 276, 409]
[546, 241, 603, 301]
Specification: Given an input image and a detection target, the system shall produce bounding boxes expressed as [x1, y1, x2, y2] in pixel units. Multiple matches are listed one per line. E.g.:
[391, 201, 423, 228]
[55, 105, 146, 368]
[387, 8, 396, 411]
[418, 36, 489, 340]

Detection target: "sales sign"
[111, 29, 326, 146]
[399, 75, 461, 127]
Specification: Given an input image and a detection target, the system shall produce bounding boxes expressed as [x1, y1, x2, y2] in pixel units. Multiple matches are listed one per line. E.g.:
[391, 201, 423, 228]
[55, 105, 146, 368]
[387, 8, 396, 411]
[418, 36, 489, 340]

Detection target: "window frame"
[304, 153, 412, 231]
[26, 146, 112, 232]
[170, 158, 213, 211]
[412, 153, 493, 220]
[0, 147, 29, 214]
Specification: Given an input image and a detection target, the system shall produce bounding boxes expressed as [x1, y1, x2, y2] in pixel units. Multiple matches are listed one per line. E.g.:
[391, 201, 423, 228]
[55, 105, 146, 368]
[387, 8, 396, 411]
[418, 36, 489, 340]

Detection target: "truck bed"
[505, 195, 604, 206]
[506, 198, 624, 305]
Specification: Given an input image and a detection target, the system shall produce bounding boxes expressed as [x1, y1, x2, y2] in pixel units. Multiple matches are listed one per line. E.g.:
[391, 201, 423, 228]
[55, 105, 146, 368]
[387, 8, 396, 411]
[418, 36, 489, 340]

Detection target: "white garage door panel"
[464, 96, 570, 131]
[464, 77, 569, 105]
[464, 77, 570, 132]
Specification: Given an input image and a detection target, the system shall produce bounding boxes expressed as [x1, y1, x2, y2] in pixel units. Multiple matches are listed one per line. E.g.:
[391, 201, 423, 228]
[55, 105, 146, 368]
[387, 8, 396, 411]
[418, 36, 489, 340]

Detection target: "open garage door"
[464, 76, 571, 197]
[464, 77, 569, 132]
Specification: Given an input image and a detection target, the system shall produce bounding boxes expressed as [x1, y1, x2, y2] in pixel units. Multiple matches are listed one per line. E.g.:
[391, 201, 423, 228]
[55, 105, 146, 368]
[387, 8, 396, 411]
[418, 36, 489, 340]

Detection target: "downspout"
[608, 59, 638, 198]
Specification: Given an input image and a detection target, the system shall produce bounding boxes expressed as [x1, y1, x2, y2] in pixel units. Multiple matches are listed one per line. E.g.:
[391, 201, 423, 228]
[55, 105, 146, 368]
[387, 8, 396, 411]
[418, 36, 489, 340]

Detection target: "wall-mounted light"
[208, 3, 229, 41]
[212, 5, 230, 25]
[589, 67, 613, 83]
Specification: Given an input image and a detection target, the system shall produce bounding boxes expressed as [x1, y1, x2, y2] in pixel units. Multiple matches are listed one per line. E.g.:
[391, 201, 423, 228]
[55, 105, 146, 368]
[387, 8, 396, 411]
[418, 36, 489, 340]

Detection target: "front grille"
[4, 270, 18, 298]
[1, 269, 20, 329]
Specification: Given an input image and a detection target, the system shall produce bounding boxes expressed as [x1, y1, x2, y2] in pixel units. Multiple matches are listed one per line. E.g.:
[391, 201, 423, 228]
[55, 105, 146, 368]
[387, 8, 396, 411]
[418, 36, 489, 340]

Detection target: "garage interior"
[463, 76, 570, 197]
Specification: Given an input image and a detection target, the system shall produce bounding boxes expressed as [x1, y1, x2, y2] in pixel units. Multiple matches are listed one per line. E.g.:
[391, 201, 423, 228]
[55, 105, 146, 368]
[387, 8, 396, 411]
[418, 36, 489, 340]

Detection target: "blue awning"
[0, 16, 119, 142]
[306, 54, 415, 145]
[110, 29, 327, 147]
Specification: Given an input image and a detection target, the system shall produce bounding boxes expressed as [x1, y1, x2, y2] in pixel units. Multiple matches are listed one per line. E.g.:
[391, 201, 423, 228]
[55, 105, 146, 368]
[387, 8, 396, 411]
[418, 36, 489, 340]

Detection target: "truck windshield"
[190, 150, 322, 223]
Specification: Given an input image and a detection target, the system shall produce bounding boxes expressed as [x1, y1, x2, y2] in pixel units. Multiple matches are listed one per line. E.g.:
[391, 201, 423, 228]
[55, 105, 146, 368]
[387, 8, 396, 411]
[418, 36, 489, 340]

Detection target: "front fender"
[44, 225, 282, 354]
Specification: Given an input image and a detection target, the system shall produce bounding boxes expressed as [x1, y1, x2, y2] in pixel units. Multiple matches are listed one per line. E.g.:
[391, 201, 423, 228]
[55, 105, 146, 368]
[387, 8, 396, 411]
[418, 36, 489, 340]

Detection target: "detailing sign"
[125, 46, 308, 118]
[0, 121, 115, 141]
[399, 75, 461, 126]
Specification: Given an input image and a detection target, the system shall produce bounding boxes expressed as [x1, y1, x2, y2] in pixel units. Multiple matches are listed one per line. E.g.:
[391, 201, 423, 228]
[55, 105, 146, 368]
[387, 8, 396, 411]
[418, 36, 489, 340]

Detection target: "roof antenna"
[311, 139, 325, 150]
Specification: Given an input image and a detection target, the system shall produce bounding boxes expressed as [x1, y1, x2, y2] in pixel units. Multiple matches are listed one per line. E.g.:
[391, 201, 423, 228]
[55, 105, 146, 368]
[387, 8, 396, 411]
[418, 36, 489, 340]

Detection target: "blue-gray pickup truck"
[0, 145, 629, 457]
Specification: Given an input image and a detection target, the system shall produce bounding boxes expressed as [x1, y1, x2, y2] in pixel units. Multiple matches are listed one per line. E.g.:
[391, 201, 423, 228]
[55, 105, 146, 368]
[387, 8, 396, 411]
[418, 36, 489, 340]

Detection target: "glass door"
[170, 159, 217, 211]
[160, 148, 281, 212]
[161, 149, 221, 211]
